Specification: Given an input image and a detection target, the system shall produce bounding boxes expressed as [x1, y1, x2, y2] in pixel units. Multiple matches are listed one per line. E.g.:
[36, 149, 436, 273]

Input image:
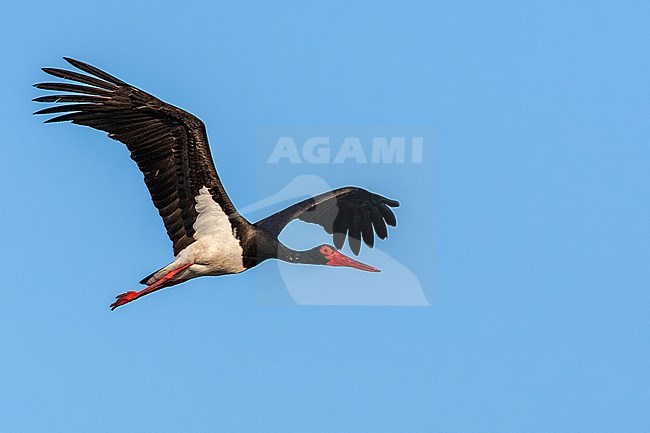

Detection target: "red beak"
[326, 250, 380, 272]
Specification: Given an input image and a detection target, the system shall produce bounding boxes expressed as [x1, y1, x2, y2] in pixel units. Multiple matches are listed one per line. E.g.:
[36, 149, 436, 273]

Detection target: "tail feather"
[139, 267, 163, 285]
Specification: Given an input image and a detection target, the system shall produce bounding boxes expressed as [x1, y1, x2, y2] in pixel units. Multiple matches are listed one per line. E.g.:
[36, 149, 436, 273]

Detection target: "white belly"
[145, 187, 245, 285]
[177, 186, 245, 275]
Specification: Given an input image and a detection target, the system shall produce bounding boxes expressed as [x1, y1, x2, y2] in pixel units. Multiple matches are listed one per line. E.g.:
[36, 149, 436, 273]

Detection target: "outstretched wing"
[34, 58, 240, 256]
[255, 187, 399, 255]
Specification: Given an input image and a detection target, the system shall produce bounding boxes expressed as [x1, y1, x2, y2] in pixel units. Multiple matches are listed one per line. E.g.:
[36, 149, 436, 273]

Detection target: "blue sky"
[1, 1, 649, 432]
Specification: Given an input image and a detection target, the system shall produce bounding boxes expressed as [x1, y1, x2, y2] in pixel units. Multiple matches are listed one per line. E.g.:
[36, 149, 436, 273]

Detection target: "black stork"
[34, 58, 400, 310]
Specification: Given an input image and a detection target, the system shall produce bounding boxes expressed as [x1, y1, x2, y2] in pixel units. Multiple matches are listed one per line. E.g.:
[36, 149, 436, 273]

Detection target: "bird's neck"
[275, 243, 312, 264]
[242, 233, 311, 267]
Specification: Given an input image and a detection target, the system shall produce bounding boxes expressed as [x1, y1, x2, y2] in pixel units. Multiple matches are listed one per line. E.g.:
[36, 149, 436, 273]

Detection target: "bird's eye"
[320, 246, 333, 255]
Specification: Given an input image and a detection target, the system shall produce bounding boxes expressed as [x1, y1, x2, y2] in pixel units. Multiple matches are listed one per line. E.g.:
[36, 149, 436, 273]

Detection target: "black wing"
[255, 187, 399, 255]
[34, 58, 240, 256]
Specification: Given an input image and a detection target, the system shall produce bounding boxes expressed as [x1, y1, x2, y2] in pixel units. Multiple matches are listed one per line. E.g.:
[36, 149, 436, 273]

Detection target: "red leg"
[110, 263, 193, 310]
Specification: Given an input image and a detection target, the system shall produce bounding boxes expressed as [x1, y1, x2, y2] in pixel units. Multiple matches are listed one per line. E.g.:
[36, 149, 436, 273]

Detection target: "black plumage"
[255, 187, 399, 255]
[34, 57, 241, 256]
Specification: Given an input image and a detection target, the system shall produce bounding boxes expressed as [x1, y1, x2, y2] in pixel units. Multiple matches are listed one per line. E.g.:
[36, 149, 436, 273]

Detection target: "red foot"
[110, 291, 138, 310]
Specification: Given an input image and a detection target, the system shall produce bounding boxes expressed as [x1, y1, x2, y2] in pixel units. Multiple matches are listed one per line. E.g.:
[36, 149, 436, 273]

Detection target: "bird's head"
[307, 244, 380, 272]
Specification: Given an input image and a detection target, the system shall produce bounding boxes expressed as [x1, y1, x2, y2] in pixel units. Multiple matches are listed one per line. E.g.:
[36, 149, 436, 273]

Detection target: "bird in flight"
[34, 58, 400, 310]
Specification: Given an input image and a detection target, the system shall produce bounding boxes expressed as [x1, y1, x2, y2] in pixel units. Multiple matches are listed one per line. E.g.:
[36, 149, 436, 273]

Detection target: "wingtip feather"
[384, 198, 400, 207]
[61, 57, 127, 86]
[63, 57, 81, 67]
